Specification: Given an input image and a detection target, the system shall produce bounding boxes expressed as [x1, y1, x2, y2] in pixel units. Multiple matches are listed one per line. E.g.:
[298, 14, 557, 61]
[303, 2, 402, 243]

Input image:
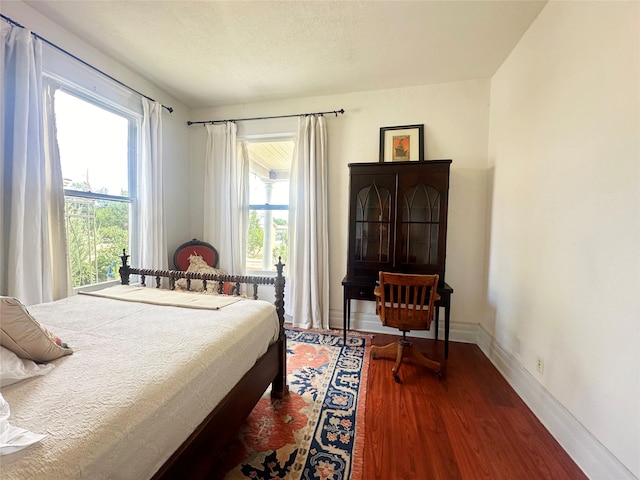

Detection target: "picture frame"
[379, 124, 424, 162]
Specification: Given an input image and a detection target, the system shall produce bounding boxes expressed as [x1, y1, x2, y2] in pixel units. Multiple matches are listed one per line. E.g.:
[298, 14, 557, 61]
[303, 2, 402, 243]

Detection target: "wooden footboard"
[118, 251, 288, 479]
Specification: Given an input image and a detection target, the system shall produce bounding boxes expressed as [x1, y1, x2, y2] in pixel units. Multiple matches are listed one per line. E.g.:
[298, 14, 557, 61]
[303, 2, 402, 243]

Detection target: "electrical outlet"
[536, 356, 544, 374]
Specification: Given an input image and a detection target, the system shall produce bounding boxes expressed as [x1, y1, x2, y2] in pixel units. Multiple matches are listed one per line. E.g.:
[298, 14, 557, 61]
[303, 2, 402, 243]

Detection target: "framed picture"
[379, 124, 424, 162]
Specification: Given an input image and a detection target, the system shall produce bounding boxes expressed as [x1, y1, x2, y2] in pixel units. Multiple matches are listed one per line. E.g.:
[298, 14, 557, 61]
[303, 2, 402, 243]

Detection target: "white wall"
[2, 1, 192, 263]
[487, 2, 639, 477]
[10, 0, 638, 475]
[189, 79, 491, 335]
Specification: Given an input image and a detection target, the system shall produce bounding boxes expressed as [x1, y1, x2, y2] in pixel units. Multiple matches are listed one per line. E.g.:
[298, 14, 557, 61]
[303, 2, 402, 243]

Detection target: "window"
[245, 139, 294, 273]
[54, 89, 137, 288]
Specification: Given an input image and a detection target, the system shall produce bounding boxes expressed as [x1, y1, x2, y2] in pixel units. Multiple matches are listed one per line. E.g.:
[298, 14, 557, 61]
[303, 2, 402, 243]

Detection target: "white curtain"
[136, 98, 167, 269]
[0, 24, 71, 306]
[288, 115, 329, 329]
[203, 122, 248, 274]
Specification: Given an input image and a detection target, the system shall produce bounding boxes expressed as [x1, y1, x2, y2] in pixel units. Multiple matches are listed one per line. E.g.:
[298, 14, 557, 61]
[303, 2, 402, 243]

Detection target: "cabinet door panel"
[348, 173, 397, 276]
[399, 183, 440, 265]
[396, 170, 450, 275]
[401, 219, 439, 264]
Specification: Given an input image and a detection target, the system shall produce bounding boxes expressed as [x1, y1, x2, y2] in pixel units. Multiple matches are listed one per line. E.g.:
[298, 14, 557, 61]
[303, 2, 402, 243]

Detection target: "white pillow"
[0, 347, 55, 387]
[0, 296, 73, 362]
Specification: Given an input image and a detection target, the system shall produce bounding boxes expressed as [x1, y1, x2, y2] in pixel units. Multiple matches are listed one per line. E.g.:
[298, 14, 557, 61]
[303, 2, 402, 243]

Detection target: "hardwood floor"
[362, 334, 587, 479]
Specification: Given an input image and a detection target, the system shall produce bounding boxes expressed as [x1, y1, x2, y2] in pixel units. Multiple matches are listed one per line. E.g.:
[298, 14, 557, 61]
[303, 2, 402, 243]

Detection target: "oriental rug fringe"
[218, 329, 369, 480]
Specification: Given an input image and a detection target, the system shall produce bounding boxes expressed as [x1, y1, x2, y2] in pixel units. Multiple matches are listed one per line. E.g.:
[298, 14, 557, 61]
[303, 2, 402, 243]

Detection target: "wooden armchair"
[371, 271, 442, 382]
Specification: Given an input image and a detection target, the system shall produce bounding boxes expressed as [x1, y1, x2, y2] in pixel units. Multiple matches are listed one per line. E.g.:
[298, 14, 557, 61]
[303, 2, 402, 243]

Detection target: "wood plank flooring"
[362, 334, 587, 479]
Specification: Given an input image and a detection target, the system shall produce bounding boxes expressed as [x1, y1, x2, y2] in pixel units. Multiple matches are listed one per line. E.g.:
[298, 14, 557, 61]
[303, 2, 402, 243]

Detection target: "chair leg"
[405, 344, 442, 374]
[371, 341, 406, 382]
[392, 340, 407, 383]
[371, 342, 399, 360]
[371, 335, 443, 381]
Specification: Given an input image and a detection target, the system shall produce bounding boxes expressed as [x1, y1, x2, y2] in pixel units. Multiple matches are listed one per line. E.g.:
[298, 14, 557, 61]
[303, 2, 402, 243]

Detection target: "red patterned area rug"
[216, 329, 369, 480]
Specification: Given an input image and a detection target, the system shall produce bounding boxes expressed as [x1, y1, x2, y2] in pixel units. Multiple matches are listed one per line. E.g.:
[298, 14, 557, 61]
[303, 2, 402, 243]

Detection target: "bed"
[0, 250, 287, 479]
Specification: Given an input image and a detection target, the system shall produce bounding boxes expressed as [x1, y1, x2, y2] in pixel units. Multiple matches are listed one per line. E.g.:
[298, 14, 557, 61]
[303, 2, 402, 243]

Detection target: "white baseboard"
[476, 327, 636, 480]
[328, 307, 636, 480]
[329, 309, 478, 344]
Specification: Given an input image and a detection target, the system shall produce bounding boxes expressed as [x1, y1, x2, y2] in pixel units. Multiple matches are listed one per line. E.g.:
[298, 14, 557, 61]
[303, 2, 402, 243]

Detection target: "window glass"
[249, 173, 289, 205]
[56, 91, 129, 195]
[64, 197, 130, 286]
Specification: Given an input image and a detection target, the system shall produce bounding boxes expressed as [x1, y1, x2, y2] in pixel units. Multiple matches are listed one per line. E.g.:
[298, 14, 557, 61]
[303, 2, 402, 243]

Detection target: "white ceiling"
[22, 1, 547, 109]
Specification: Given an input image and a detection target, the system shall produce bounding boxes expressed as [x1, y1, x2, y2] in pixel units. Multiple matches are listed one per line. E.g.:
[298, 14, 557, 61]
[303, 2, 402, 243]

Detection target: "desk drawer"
[345, 284, 376, 300]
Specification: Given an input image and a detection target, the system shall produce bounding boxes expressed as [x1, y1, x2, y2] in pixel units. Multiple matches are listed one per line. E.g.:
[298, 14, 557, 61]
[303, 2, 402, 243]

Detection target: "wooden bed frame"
[118, 251, 288, 479]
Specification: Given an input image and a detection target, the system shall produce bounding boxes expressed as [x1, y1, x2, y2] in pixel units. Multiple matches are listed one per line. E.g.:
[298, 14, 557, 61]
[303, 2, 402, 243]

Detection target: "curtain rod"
[187, 109, 345, 126]
[1, 13, 174, 113]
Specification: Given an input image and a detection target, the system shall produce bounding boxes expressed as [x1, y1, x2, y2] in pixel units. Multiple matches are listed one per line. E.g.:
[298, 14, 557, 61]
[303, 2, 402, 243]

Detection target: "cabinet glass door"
[355, 183, 391, 262]
[400, 184, 440, 265]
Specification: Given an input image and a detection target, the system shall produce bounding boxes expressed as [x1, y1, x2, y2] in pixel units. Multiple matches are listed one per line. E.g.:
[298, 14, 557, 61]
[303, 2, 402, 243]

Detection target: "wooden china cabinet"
[342, 160, 454, 357]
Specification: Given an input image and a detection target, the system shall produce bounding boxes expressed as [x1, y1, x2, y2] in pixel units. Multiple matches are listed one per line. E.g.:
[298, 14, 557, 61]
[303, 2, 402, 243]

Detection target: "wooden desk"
[342, 276, 454, 358]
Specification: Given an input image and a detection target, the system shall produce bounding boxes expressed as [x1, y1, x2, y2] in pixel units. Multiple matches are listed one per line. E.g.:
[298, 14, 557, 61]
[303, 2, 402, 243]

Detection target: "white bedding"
[79, 284, 242, 309]
[0, 290, 280, 479]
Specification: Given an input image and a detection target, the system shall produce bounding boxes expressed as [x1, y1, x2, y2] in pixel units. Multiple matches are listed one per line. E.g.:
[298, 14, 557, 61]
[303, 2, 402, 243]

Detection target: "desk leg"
[434, 307, 440, 341]
[343, 296, 349, 345]
[444, 304, 450, 359]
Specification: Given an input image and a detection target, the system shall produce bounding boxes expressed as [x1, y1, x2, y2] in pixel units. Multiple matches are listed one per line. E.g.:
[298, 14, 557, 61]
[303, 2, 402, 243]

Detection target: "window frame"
[50, 83, 140, 291]
[242, 135, 294, 276]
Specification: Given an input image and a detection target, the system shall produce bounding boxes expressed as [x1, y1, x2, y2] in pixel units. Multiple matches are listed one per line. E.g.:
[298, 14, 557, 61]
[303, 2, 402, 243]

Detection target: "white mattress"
[0, 291, 280, 479]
